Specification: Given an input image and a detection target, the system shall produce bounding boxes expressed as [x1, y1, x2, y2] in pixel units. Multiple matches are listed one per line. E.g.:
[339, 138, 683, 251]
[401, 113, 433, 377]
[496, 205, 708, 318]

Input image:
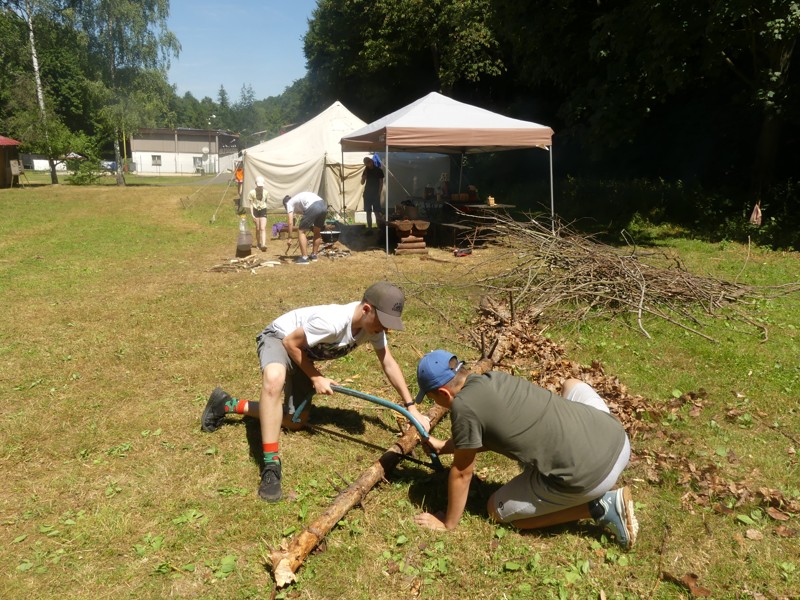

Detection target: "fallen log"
[268, 357, 495, 588]
[269, 403, 447, 588]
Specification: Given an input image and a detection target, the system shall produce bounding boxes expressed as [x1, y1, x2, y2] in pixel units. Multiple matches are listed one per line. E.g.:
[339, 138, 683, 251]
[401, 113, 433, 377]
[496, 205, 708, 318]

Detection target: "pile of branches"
[208, 255, 281, 273]
[469, 214, 799, 341]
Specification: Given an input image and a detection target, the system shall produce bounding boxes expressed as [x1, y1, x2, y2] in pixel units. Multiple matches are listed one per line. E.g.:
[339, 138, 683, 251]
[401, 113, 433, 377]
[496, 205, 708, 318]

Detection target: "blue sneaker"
[595, 487, 638, 548]
[309, 253, 318, 261]
[294, 256, 310, 265]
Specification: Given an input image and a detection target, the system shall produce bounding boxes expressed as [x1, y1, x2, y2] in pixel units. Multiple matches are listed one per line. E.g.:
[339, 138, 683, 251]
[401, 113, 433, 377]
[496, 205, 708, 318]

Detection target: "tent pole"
[458, 152, 464, 194]
[384, 142, 390, 255]
[340, 149, 346, 220]
[549, 144, 555, 234]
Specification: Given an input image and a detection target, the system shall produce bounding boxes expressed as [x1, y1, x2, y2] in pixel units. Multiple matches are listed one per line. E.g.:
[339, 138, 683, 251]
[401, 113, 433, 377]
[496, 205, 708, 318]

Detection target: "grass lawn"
[0, 181, 798, 599]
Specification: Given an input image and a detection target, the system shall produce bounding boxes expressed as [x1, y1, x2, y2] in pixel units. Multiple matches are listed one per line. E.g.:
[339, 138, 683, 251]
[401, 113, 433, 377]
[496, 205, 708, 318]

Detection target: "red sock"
[235, 399, 248, 414]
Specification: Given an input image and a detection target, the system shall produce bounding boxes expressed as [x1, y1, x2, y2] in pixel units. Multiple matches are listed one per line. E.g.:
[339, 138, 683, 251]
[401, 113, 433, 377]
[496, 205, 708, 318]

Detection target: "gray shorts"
[490, 382, 631, 522]
[298, 200, 327, 231]
[255, 328, 314, 417]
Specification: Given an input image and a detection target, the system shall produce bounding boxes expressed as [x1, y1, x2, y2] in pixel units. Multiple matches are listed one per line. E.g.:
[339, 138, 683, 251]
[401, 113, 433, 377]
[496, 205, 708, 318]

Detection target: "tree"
[304, 0, 505, 118]
[491, 0, 800, 193]
[3, 0, 64, 182]
[66, 0, 179, 185]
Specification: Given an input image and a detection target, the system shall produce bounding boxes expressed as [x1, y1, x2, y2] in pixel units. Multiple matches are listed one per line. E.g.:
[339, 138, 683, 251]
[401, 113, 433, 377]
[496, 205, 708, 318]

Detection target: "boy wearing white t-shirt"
[201, 282, 429, 502]
[283, 191, 327, 264]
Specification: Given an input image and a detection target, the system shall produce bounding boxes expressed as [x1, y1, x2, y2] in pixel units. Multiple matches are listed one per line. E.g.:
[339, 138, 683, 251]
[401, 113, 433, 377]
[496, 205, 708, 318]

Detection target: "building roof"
[0, 135, 21, 146]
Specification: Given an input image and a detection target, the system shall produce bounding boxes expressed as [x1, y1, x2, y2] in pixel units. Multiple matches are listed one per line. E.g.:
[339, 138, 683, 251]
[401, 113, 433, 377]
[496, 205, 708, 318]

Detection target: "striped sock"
[263, 442, 280, 465]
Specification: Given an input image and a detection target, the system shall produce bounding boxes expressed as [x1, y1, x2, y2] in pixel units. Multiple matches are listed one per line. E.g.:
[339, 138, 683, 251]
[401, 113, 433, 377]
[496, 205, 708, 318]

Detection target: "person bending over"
[201, 282, 431, 502]
[412, 350, 638, 548]
[283, 191, 326, 264]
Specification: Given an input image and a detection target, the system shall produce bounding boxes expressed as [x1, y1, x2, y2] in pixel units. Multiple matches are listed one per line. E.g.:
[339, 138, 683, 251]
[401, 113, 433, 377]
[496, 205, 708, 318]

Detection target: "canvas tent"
[340, 91, 556, 235]
[242, 101, 368, 214]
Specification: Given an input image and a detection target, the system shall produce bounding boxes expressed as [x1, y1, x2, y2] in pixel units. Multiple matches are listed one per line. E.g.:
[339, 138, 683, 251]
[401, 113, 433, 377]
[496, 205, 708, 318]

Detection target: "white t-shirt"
[285, 191, 323, 215]
[269, 301, 386, 361]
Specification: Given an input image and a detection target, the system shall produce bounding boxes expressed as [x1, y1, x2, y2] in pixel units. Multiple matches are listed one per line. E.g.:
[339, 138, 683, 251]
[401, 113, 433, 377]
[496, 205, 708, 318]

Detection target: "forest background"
[1, 0, 798, 247]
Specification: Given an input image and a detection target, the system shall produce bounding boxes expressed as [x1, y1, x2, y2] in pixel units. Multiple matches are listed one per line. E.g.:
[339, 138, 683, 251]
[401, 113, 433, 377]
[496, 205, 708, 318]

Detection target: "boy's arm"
[374, 345, 430, 431]
[282, 327, 337, 395]
[415, 447, 477, 531]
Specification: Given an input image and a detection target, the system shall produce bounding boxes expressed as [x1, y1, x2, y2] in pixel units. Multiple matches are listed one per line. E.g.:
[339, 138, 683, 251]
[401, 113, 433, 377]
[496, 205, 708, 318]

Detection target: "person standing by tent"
[234, 161, 244, 200]
[412, 350, 638, 549]
[248, 176, 270, 251]
[200, 281, 431, 502]
[360, 155, 385, 230]
[283, 191, 327, 264]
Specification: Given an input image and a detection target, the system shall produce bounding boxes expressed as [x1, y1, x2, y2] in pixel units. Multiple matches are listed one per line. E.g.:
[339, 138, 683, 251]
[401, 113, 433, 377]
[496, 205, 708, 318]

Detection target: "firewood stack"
[392, 219, 430, 255]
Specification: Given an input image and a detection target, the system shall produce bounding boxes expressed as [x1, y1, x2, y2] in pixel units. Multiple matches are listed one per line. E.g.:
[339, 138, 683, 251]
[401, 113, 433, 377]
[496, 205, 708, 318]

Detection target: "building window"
[151, 155, 162, 166]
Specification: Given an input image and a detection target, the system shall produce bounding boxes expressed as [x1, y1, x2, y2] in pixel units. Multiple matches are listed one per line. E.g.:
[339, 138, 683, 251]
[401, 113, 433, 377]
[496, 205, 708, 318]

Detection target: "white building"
[130, 128, 240, 176]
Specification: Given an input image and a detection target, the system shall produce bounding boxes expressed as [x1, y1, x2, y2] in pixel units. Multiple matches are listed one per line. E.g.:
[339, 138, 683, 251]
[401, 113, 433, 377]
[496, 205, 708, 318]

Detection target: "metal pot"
[321, 230, 340, 243]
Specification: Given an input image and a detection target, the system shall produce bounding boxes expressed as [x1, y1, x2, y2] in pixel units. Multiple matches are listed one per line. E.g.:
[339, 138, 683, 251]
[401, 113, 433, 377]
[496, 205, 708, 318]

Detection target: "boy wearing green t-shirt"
[413, 349, 638, 549]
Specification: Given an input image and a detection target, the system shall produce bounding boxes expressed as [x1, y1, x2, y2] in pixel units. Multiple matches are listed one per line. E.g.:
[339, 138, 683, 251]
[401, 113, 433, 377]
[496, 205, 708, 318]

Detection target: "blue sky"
[166, 0, 318, 102]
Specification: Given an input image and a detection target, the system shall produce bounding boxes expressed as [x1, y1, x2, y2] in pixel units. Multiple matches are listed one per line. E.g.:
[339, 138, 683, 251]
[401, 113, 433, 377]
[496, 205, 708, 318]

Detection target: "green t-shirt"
[450, 372, 626, 493]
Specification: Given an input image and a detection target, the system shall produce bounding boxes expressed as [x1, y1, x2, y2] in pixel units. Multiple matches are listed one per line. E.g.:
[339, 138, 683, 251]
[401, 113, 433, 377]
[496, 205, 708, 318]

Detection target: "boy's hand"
[310, 375, 338, 396]
[422, 435, 446, 454]
[408, 408, 430, 432]
[414, 512, 448, 531]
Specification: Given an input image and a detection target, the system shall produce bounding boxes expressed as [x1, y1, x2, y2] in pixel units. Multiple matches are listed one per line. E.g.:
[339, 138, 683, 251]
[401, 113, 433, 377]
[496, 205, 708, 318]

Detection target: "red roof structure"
[0, 135, 21, 146]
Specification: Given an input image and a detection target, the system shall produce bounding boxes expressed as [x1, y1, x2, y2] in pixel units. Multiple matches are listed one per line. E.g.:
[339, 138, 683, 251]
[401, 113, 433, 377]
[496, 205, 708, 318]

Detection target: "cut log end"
[272, 557, 297, 588]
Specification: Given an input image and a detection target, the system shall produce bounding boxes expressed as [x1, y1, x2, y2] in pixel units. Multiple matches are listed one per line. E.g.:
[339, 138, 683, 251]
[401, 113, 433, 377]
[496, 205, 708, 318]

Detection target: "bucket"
[236, 231, 253, 257]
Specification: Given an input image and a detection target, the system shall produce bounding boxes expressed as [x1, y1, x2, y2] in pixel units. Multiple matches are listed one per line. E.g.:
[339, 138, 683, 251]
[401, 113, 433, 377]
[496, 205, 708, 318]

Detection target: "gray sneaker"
[201, 387, 231, 432]
[309, 253, 318, 261]
[258, 462, 282, 502]
[595, 487, 638, 548]
[294, 256, 310, 265]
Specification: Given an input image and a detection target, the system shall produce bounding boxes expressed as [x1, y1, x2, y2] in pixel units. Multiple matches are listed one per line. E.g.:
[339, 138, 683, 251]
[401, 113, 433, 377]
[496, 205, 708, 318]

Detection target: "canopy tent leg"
[549, 144, 555, 234]
[384, 141, 390, 255]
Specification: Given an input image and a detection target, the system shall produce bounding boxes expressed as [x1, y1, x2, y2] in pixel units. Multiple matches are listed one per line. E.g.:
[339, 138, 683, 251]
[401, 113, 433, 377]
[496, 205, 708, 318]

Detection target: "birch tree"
[66, 0, 179, 185]
[3, 0, 62, 182]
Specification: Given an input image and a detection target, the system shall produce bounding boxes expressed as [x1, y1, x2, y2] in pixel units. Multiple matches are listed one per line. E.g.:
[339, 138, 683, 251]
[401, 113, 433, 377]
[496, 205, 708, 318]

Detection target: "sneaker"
[201, 387, 231, 432]
[258, 462, 282, 502]
[595, 487, 638, 549]
[309, 253, 318, 261]
[294, 256, 310, 265]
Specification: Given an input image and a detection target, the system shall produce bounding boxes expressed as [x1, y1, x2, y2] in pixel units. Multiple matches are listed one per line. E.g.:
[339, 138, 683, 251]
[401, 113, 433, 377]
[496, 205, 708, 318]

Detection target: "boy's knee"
[261, 371, 286, 400]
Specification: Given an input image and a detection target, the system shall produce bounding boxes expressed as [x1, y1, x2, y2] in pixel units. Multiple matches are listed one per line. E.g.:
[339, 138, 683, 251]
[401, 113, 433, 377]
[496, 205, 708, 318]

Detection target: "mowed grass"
[1, 182, 799, 599]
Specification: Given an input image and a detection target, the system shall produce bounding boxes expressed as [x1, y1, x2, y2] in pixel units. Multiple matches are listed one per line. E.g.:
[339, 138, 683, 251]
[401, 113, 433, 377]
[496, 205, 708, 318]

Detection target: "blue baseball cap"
[415, 350, 463, 403]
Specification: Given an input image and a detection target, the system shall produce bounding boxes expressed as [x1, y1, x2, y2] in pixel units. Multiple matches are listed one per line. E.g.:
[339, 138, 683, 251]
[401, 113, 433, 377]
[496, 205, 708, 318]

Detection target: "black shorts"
[253, 208, 267, 218]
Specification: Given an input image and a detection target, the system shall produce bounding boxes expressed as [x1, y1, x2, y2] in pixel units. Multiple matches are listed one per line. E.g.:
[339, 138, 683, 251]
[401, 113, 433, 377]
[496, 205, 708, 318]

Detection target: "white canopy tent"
[242, 101, 368, 214]
[340, 92, 556, 250]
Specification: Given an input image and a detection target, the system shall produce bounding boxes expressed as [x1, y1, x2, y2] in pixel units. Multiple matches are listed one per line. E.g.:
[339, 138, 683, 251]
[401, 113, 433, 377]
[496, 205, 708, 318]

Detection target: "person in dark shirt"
[360, 156, 385, 229]
[412, 350, 638, 548]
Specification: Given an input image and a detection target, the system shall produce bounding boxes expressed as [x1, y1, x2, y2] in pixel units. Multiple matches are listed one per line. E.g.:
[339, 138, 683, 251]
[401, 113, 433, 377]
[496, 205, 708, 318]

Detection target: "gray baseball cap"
[363, 281, 405, 331]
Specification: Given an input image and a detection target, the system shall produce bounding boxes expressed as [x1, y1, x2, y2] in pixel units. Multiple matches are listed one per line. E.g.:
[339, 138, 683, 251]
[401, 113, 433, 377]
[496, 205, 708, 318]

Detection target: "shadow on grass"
[405, 473, 607, 544]
[406, 472, 503, 518]
[237, 405, 400, 470]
